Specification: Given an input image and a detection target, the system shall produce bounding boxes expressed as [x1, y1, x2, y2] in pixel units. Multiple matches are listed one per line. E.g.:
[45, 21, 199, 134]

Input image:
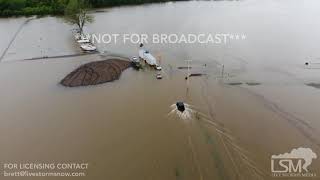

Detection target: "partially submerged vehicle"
[131, 56, 142, 70]
[155, 65, 162, 70]
[156, 73, 162, 79]
[132, 56, 139, 62]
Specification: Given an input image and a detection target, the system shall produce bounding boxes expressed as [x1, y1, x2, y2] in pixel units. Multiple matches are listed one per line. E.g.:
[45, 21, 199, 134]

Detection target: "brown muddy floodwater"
[1, 0, 320, 180]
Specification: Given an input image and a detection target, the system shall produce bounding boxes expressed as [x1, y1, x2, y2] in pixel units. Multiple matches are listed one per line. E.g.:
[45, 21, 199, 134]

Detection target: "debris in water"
[304, 61, 320, 66]
[306, 83, 320, 89]
[189, 73, 204, 77]
[227, 82, 243, 86]
[178, 66, 192, 69]
[246, 82, 261, 86]
[184, 73, 205, 80]
[156, 73, 162, 79]
[60, 59, 131, 87]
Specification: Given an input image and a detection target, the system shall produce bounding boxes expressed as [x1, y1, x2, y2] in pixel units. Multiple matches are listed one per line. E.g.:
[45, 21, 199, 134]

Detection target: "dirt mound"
[61, 59, 131, 87]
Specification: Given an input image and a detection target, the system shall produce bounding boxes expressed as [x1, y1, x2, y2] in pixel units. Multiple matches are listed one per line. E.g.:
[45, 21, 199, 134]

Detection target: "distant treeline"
[0, 0, 185, 17]
[0, 0, 67, 16]
[90, 0, 183, 7]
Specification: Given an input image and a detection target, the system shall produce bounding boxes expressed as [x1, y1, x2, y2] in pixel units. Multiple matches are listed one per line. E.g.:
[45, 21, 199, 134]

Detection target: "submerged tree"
[64, 0, 94, 34]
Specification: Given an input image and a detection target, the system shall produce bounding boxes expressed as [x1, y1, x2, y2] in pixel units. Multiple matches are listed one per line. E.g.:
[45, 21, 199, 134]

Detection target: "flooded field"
[1, 0, 320, 179]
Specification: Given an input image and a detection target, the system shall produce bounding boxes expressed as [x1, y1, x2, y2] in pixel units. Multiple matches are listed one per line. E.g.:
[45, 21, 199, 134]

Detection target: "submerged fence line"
[0, 18, 34, 62]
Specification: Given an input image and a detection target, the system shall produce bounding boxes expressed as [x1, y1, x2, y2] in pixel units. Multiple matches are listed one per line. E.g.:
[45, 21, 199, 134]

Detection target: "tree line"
[0, 0, 183, 17]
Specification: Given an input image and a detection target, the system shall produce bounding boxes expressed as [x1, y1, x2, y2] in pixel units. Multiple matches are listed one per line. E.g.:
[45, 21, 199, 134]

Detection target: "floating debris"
[227, 82, 243, 86]
[306, 83, 320, 89]
[60, 59, 131, 87]
[226, 82, 261, 86]
[156, 73, 162, 79]
[246, 82, 261, 86]
[305, 61, 320, 66]
[184, 73, 205, 80]
[189, 73, 204, 77]
[177, 66, 192, 69]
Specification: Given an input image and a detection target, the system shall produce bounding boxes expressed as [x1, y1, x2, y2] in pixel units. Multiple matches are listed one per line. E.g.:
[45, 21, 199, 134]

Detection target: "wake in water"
[168, 102, 194, 121]
[167, 102, 266, 180]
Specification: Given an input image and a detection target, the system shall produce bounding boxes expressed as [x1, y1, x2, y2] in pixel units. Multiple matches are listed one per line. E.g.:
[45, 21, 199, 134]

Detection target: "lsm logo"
[271, 147, 317, 177]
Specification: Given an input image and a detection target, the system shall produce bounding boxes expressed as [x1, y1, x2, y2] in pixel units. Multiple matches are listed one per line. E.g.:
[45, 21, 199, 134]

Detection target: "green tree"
[64, 0, 94, 34]
[0, 0, 26, 11]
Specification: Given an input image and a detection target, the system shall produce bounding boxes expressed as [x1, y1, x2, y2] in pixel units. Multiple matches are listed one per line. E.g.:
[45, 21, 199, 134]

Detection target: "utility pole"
[185, 60, 192, 96]
[185, 60, 192, 82]
[221, 64, 224, 78]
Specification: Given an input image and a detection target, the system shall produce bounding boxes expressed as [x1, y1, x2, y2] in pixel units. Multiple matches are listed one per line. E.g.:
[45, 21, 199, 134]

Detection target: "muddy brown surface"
[60, 59, 131, 87]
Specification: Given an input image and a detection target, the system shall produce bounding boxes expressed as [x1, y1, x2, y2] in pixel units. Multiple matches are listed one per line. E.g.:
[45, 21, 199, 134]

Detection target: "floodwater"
[1, 0, 320, 179]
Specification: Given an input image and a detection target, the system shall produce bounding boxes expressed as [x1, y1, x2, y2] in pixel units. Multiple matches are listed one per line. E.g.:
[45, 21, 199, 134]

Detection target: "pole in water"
[221, 64, 225, 78]
[185, 60, 192, 96]
[185, 59, 192, 81]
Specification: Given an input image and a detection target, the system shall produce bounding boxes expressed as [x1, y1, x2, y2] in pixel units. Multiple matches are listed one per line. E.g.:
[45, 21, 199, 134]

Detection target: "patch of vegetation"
[0, 0, 67, 17]
[64, 0, 94, 34]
